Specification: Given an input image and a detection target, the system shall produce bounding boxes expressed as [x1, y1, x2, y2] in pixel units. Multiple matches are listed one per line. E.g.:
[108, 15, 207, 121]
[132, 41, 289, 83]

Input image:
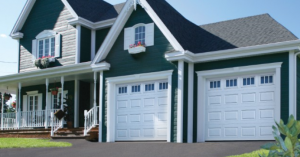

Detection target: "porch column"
[98, 71, 103, 143]
[93, 72, 97, 125]
[61, 76, 64, 128]
[177, 60, 184, 143]
[45, 78, 49, 129]
[1, 94, 4, 130]
[17, 83, 22, 129]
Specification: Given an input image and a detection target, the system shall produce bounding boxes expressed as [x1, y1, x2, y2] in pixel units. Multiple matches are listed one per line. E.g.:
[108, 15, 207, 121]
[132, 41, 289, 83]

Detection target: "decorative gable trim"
[68, 17, 116, 30]
[10, 0, 36, 39]
[91, 0, 185, 64]
[36, 30, 57, 39]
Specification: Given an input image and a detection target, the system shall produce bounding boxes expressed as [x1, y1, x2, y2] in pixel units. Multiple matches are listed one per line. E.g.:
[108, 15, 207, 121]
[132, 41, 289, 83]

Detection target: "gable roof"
[147, 0, 298, 54]
[66, 0, 125, 22]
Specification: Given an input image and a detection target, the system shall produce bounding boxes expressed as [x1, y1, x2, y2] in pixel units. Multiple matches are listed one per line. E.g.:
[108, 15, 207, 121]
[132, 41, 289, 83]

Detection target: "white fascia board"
[10, 0, 36, 39]
[68, 17, 116, 30]
[196, 62, 282, 78]
[91, 0, 185, 64]
[0, 62, 92, 84]
[61, 0, 78, 18]
[91, 62, 111, 72]
[166, 40, 300, 63]
[106, 70, 173, 84]
[91, 0, 134, 64]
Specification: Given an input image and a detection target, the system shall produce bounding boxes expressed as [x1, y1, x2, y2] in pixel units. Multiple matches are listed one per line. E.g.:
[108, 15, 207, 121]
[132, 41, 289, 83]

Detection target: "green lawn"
[0, 138, 72, 149]
[227, 149, 269, 157]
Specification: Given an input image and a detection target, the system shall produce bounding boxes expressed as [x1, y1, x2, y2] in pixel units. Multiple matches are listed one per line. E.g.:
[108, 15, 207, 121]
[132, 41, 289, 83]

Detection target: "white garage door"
[115, 80, 169, 141]
[206, 73, 277, 141]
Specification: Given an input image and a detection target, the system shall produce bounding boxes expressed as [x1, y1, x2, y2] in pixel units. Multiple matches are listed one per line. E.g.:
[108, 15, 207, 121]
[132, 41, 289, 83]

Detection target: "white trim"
[91, 62, 111, 72]
[10, 0, 36, 39]
[0, 62, 108, 84]
[36, 30, 57, 39]
[68, 18, 116, 30]
[45, 78, 49, 128]
[167, 74, 172, 142]
[98, 71, 103, 142]
[61, 0, 78, 18]
[106, 70, 173, 142]
[177, 61, 184, 143]
[91, 30, 96, 60]
[289, 50, 296, 117]
[26, 91, 38, 95]
[91, 0, 184, 64]
[187, 63, 194, 143]
[76, 25, 81, 64]
[196, 62, 282, 142]
[165, 40, 300, 63]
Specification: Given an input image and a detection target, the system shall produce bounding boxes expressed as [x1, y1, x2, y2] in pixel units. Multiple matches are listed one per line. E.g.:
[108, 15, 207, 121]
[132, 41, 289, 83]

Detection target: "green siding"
[297, 57, 300, 120]
[20, 0, 76, 72]
[101, 6, 178, 142]
[20, 81, 75, 125]
[96, 28, 110, 52]
[80, 27, 91, 62]
[183, 62, 189, 142]
[193, 52, 290, 141]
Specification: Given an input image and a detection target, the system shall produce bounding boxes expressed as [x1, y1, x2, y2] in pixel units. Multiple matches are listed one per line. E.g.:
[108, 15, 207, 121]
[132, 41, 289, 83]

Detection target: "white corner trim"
[61, 0, 78, 18]
[91, 62, 111, 72]
[166, 40, 300, 63]
[106, 70, 173, 84]
[187, 63, 194, 143]
[10, 0, 36, 39]
[26, 91, 38, 95]
[68, 17, 116, 30]
[106, 70, 173, 142]
[177, 61, 184, 143]
[98, 71, 104, 143]
[91, 30, 96, 60]
[196, 62, 282, 142]
[289, 50, 296, 117]
[91, 0, 185, 64]
[75, 25, 81, 64]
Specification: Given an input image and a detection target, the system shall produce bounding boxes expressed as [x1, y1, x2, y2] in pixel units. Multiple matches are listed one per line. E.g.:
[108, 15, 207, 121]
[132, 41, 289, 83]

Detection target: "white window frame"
[28, 94, 39, 111]
[50, 89, 68, 109]
[37, 37, 56, 58]
[196, 62, 282, 142]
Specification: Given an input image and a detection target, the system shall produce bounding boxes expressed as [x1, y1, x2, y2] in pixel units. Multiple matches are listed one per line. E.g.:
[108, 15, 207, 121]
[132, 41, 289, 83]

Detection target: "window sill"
[128, 46, 146, 54]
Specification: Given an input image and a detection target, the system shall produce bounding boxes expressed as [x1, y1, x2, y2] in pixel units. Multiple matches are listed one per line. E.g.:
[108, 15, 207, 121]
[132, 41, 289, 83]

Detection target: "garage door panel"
[116, 80, 168, 141]
[206, 73, 276, 141]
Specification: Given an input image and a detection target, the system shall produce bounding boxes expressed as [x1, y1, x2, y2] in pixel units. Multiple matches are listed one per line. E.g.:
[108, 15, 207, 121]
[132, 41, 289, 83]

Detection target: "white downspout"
[294, 51, 300, 119]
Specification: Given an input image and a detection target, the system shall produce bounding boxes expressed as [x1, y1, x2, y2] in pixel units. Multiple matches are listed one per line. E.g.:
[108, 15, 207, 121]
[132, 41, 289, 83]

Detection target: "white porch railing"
[0, 112, 17, 130]
[50, 111, 63, 136]
[20, 110, 47, 128]
[84, 106, 99, 136]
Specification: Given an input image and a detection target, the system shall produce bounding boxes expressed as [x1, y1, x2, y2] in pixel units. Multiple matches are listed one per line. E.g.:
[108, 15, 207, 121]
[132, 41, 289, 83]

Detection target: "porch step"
[85, 126, 99, 142]
[52, 127, 85, 139]
[0, 128, 51, 138]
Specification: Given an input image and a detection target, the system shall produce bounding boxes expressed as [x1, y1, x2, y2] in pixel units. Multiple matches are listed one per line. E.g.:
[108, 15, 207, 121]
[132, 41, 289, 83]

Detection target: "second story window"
[32, 30, 61, 62]
[135, 26, 145, 45]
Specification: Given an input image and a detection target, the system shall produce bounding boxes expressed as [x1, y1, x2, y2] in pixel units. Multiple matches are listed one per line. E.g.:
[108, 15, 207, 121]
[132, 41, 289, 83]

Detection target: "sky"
[0, 0, 299, 77]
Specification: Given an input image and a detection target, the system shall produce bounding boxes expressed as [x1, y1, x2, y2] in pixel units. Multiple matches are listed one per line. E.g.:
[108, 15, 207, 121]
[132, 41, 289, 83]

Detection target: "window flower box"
[34, 56, 56, 69]
[128, 42, 146, 54]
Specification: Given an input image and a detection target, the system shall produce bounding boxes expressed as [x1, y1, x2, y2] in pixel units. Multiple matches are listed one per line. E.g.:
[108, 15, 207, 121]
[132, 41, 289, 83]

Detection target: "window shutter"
[23, 95, 28, 111]
[55, 34, 61, 58]
[145, 23, 154, 47]
[38, 93, 43, 111]
[124, 27, 134, 50]
[32, 40, 37, 61]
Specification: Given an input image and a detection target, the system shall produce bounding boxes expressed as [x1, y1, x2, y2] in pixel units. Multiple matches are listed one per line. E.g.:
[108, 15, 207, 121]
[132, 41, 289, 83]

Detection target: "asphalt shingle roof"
[147, 0, 298, 53]
[66, 0, 125, 22]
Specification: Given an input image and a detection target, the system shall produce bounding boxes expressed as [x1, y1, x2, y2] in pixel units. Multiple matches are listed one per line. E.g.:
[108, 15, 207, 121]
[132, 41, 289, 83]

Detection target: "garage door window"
[243, 77, 255, 86]
[210, 81, 221, 89]
[145, 83, 155, 91]
[159, 82, 168, 90]
[131, 85, 141, 93]
[261, 76, 273, 84]
[226, 79, 237, 87]
[119, 86, 127, 94]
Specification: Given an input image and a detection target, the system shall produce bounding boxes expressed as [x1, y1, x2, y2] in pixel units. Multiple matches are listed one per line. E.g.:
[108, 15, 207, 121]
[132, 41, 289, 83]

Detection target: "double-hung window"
[32, 30, 61, 61]
[135, 26, 145, 45]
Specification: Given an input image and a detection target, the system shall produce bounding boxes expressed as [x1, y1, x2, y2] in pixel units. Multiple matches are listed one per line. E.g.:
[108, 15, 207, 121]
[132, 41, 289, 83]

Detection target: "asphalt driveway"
[0, 139, 269, 157]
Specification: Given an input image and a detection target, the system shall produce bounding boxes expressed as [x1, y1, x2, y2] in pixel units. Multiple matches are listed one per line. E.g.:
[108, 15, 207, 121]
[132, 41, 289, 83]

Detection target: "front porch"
[0, 62, 109, 138]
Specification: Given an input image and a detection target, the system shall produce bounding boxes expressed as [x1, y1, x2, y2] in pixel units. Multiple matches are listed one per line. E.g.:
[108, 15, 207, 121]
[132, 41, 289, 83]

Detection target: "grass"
[0, 138, 72, 149]
[227, 149, 269, 157]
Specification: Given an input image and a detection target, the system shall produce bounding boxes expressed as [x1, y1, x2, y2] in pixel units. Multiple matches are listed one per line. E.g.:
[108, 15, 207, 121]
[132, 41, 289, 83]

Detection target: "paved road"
[0, 139, 269, 157]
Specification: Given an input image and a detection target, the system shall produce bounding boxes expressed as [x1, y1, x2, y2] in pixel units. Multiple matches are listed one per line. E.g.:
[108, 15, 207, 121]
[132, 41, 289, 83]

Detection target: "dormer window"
[124, 23, 154, 52]
[32, 30, 61, 62]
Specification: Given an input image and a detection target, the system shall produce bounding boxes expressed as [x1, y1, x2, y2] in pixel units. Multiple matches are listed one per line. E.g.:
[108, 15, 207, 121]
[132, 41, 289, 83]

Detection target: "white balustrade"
[84, 106, 99, 136]
[50, 111, 63, 136]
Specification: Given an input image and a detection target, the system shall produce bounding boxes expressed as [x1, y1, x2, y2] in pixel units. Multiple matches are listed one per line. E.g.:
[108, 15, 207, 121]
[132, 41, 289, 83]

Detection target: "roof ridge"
[199, 13, 270, 27]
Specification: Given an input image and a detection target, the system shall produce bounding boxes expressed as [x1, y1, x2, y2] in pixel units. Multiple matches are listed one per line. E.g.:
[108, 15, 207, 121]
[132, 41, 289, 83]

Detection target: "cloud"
[0, 34, 7, 38]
